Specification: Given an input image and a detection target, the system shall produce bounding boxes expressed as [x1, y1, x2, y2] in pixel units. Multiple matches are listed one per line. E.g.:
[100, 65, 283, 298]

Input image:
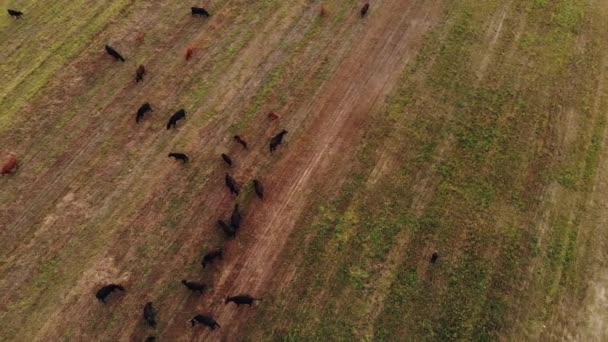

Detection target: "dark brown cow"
[233, 135, 248, 149]
[186, 46, 195, 60]
[135, 65, 146, 83]
[360, 3, 370, 17]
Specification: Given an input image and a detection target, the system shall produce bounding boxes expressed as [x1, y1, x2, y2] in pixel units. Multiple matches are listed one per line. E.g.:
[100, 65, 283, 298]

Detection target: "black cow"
[234, 135, 248, 149]
[135, 65, 146, 83]
[166, 109, 186, 129]
[221, 153, 233, 167]
[105, 45, 125, 62]
[269, 129, 288, 152]
[190, 314, 220, 329]
[430, 251, 439, 264]
[360, 3, 370, 17]
[225, 173, 239, 195]
[143, 302, 157, 328]
[253, 179, 264, 199]
[191, 7, 210, 17]
[8, 9, 23, 18]
[136, 102, 152, 123]
[168, 153, 189, 163]
[217, 220, 236, 238]
[230, 204, 241, 230]
[225, 295, 260, 307]
[145, 337, 156, 342]
[181, 280, 206, 293]
[96, 284, 125, 303]
[202, 248, 223, 268]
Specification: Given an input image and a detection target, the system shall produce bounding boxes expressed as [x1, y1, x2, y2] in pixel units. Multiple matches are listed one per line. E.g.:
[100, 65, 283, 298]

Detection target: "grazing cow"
[269, 129, 288, 152]
[190, 314, 220, 329]
[96, 284, 125, 303]
[225, 173, 239, 195]
[191, 7, 210, 17]
[135, 65, 146, 83]
[8, 9, 23, 18]
[430, 251, 439, 264]
[320, 4, 326, 16]
[105, 45, 125, 62]
[253, 179, 264, 199]
[143, 302, 157, 328]
[1, 154, 18, 175]
[225, 295, 260, 307]
[202, 248, 223, 268]
[221, 153, 233, 167]
[166, 109, 186, 129]
[145, 337, 156, 342]
[186, 46, 195, 60]
[217, 220, 236, 238]
[230, 204, 241, 229]
[360, 3, 370, 17]
[233, 135, 248, 149]
[168, 153, 189, 163]
[135, 33, 145, 42]
[181, 280, 206, 293]
[136, 102, 153, 123]
[268, 111, 280, 120]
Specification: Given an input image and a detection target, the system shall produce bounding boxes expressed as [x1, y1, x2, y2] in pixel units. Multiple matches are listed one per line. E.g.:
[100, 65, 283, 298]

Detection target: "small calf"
[135, 65, 146, 83]
[430, 251, 439, 264]
[1, 154, 18, 175]
[217, 220, 236, 238]
[253, 179, 264, 199]
[221, 153, 233, 167]
[225, 295, 260, 307]
[136, 102, 153, 123]
[269, 129, 288, 152]
[233, 135, 248, 149]
[225, 173, 239, 195]
[181, 280, 206, 293]
[8, 9, 23, 18]
[190, 314, 220, 329]
[268, 111, 280, 120]
[186, 46, 195, 60]
[143, 302, 157, 328]
[202, 248, 223, 268]
[105, 45, 125, 62]
[230, 204, 241, 229]
[320, 4, 326, 16]
[191, 7, 210, 17]
[360, 3, 370, 17]
[166, 109, 186, 129]
[96, 284, 125, 303]
[168, 153, 189, 163]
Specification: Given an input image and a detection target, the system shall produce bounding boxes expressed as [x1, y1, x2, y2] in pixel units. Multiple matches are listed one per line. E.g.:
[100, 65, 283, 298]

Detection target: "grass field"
[1, 0, 607, 341]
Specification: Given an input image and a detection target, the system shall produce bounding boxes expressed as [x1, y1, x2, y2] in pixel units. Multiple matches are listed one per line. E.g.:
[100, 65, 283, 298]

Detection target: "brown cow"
[268, 111, 280, 120]
[360, 3, 370, 17]
[135, 65, 146, 83]
[135, 33, 145, 42]
[320, 4, 326, 16]
[186, 46, 195, 60]
[1, 154, 17, 175]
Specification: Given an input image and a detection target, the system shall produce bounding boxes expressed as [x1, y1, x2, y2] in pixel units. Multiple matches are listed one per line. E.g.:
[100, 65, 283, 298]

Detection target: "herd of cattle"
[2, 2, 448, 340]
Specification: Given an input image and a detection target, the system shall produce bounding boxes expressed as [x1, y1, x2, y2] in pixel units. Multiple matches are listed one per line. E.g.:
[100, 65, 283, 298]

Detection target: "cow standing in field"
[225, 173, 239, 195]
[135, 65, 146, 83]
[181, 280, 206, 293]
[230, 204, 241, 230]
[143, 302, 157, 328]
[430, 251, 439, 264]
[269, 129, 288, 152]
[268, 111, 280, 120]
[225, 294, 260, 307]
[105, 45, 125, 62]
[253, 179, 264, 199]
[221, 153, 233, 167]
[217, 220, 236, 238]
[145, 337, 155, 342]
[135, 33, 145, 42]
[360, 3, 370, 17]
[136, 102, 153, 123]
[166, 109, 186, 129]
[96, 284, 125, 303]
[1, 153, 18, 175]
[7, 9, 23, 18]
[233, 135, 248, 149]
[202, 248, 223, 268]
[190, 314, 220, 329]
[191, 7, 210, 17]
[168, 153, 189, 163]
[186, 46, 195, 60]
